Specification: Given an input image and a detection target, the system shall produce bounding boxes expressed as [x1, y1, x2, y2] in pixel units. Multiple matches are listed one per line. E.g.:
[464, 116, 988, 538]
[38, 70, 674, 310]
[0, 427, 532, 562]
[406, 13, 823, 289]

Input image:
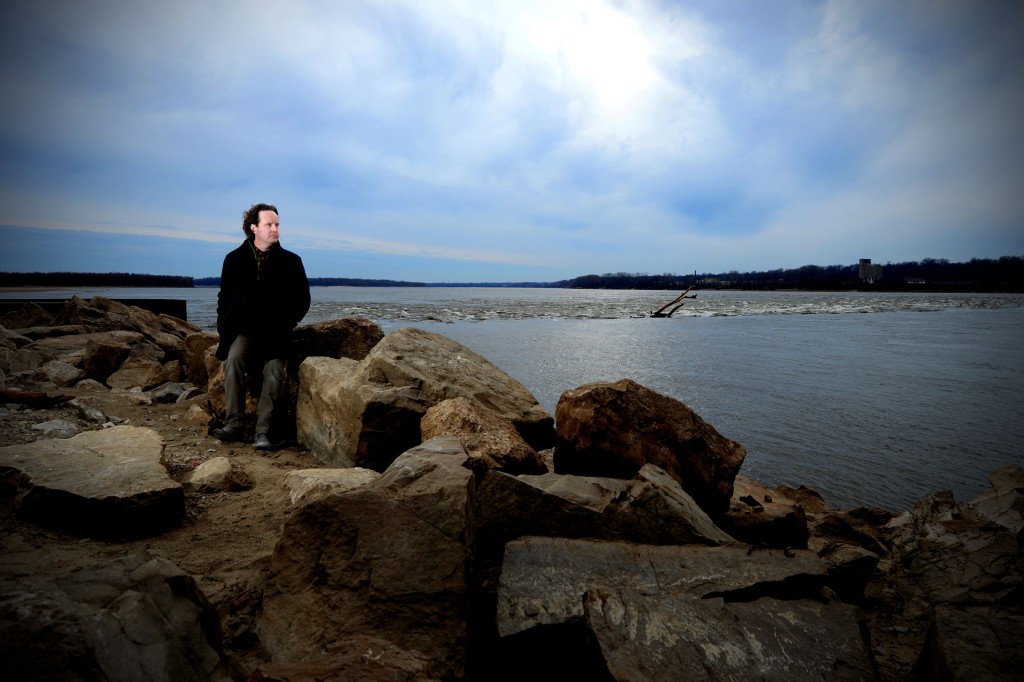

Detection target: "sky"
[1, 0, 1022, 282]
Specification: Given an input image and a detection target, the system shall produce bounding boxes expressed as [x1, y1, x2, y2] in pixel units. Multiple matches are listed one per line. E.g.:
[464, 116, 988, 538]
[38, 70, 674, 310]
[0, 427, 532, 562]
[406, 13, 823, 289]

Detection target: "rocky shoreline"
[1, 296, 1020, 681]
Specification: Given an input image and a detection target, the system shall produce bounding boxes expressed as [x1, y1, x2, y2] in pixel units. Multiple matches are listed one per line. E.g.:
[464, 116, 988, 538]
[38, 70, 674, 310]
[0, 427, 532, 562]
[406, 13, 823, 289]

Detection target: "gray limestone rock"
[0, 552, 229, 682]
[182, 456, 254, 494]
[969, 462, 1024, 537]
[421, 396, 545, 475]
[30, 418, 80, 439]
[296, 327, 553, 470]
[0, 425, 183, 538]
[260, 437, 474, 680]
[495, 536, 876, 681]
[283, 467, 380, 506]
[908, 605, 1024, 681]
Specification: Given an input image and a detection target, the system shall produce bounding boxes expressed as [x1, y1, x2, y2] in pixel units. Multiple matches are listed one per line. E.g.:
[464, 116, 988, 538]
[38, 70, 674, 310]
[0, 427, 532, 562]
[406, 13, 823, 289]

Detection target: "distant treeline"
[424, 282, 558, 288]
[5, 256, 1023, 291]
[557, 256, 1024, 292]
[193, 277, 427, 287]
[0, 272, 193, 287]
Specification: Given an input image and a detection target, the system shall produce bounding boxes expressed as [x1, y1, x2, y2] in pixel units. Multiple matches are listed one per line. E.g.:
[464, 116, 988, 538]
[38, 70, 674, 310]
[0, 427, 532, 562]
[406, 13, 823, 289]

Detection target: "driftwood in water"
[650, 286, 697, 318]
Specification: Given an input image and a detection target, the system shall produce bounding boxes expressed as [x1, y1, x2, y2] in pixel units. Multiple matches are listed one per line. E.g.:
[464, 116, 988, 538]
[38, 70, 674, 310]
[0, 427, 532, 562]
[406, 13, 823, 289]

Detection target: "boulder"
[494, 536, 876, 681]
[0, 551, 230, 682]
[776, 482, 836, 514]
[867, 483, 1024, 680]
[83, 336, 133, 382]
[283, 467, 380, 506]
[15, 324, 88, 340]
[290, 317, 384, 365]
[421, 396, 545, 475]
[55, 296, 199, 359]
[149, 381, 200, 404]
[34, 359, 86, 387]
[296, 327, 554, 470]
[21, 330, 154, 369]
[182, 457, 254, 493]
[70, 398, 111, 424]
[554, 378, 746, 515]
[1, 325, 31, 349]
[888, 489, 1021, 613]
[908, 605, 1024, 682]
[475, 463, 733, 557]
[107, 357, 170, 391]
[0, 302, 54, 329]
[969, 462, 1024, 537]
[183, 331, 219, 389]
[719, 474, 809, 548]
[260, 437, 474, 680]
[0, 345, 45, 375]
[0, 425, 183, 538]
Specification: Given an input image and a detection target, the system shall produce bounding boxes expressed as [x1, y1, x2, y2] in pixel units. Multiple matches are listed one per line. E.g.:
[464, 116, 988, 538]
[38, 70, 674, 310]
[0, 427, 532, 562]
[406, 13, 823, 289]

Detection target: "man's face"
[251, 210, 280, 251]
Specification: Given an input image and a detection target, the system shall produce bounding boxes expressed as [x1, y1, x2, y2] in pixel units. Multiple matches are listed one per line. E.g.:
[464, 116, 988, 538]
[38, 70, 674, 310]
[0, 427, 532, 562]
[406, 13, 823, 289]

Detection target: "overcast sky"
[1, 0, 1022, 282]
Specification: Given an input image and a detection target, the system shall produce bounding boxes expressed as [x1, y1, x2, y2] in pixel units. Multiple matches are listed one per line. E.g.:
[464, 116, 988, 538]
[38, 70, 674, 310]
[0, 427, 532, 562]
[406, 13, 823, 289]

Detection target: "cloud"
[1, 0, 1021, 280]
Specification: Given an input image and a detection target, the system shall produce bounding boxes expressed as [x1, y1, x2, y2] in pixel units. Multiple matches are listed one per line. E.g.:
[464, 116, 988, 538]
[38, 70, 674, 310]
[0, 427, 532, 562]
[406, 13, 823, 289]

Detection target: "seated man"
[212, 202, 310, 450]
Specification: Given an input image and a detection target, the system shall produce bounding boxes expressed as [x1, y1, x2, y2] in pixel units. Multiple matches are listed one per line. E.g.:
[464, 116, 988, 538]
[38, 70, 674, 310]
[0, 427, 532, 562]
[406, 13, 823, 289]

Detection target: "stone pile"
[1, 296, 1021, 681]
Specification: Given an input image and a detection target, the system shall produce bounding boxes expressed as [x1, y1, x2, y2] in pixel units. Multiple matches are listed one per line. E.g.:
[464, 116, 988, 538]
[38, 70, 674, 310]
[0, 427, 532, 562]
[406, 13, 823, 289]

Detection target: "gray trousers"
[222, 335, 286, 435]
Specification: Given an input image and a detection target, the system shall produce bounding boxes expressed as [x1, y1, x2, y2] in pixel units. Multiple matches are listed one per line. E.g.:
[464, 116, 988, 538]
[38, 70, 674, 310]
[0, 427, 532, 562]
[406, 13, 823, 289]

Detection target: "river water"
[5, 287, 1022, 511]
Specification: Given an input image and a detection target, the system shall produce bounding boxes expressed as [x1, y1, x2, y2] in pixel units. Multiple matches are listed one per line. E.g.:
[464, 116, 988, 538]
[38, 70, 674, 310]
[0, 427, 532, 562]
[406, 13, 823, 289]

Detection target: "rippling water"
[5, 287, 1022, 510]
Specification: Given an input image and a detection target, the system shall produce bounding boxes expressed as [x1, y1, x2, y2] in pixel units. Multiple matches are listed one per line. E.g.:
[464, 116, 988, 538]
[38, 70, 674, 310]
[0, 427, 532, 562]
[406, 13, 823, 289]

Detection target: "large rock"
[421, 396, 545, 475]
[183, 331, 219, 388]
[554, 378, 746, 515]
[494, 536, 877, 681]
[0, 425, 183, 538]
[290, 317, 384, 365]
[283, 467, 380, 506]
[969, 462, 1024, 537]
[106, 357, 172, 390]
[720, 474, 809, 548]
[0, 302, 54, 329]
[870, 481, 1024, 681]
[908, 605, 1024, 682]
[888, 490, 1020, 611]
[475, 463, 733, 555]
[297, 327, 554, 470]
[0, 551, 230, 682]
[83, 336, 133, 382]
[20, 330, 156, 370]
[260, 437, 474, 680]
[55, 296, 199, 359]
[1, 325, 32, 349]
[15, 324, 87, 340]
[34, 359, 86, 387]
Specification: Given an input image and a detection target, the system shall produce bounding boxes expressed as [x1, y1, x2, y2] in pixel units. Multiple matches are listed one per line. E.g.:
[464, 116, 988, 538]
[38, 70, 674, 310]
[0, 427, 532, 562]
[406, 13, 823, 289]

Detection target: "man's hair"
[242, 203, 279, 238]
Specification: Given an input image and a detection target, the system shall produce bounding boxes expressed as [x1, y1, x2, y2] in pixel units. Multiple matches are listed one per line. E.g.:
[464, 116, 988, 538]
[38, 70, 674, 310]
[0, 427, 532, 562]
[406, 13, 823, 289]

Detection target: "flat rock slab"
[497, 537, 876, 681]
[0, 425, 183, 538]
[583, 586, 875, 682]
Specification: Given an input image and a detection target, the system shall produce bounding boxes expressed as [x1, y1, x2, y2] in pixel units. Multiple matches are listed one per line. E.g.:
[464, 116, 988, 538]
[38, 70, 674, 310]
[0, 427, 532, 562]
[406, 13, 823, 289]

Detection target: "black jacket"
[216, 239, 310, 360]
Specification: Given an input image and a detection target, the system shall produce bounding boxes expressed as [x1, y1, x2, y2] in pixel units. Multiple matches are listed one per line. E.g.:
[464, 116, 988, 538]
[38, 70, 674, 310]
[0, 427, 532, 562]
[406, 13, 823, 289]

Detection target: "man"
[212, 203, 310, 450]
